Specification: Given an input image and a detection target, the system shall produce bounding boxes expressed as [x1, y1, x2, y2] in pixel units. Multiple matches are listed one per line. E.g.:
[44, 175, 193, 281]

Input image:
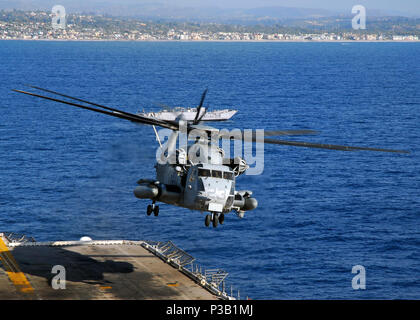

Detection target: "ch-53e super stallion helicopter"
[13, 86, 409, 228]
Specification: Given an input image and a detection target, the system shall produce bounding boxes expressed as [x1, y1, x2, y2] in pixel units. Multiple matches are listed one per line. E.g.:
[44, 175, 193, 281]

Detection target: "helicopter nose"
[196, 192, 211, 203]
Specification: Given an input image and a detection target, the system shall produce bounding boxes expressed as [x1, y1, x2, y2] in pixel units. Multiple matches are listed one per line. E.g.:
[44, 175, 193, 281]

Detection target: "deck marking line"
[0, 238, 34, 293]
[100, 286, 112, 290]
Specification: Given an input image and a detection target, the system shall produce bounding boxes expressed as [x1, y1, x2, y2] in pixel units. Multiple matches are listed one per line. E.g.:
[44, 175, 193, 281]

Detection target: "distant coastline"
[2, 10, 419, 43]
[1, 39, 419, 43]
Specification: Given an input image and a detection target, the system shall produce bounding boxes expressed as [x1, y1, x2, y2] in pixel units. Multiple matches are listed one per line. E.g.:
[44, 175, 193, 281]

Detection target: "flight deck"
[0, 233, 235, 300]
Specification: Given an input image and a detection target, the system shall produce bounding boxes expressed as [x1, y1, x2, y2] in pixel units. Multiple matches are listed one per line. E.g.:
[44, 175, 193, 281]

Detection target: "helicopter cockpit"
[198, 168, 234, 180]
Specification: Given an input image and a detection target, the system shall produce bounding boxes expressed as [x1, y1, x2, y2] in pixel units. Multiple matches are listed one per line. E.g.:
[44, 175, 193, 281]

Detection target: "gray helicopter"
[13, 86, 409, 228]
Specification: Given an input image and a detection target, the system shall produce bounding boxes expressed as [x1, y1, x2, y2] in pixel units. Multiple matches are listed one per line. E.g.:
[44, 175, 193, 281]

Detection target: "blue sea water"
[0, 41, 419, 299]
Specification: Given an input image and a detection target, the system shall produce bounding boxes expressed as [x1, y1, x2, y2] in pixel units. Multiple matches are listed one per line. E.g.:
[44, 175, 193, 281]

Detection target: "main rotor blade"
[196, 108, 208, 123]
[193, 88, 208, 124]
[217, 129, 318, 141]
[13, 89, 178, 130]
[26, 85, 177, 129]
[262, 138, 409, 154]
[218, 131, 408, 153]
[264, 130, 319, 136]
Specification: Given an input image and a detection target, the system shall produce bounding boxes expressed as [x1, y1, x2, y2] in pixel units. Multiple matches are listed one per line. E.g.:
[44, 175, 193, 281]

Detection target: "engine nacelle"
[134, 182, 181, 205]
[134, 184, 159, 199]
[243, 197, 258, 211]
[233, 191, 258, 212]
[158, 184, 181, 205]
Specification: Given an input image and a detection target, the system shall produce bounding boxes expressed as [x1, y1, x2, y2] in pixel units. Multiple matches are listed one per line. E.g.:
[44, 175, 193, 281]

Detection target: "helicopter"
[13, 86, 409, 228]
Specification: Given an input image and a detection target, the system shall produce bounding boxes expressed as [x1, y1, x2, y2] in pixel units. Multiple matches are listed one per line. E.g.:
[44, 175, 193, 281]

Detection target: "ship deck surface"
[0, 238, 218, 300]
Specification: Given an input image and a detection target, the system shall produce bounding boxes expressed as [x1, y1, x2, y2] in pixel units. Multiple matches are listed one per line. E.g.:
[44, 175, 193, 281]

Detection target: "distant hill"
[0, 1, 336, 20]
[2, 8, 419, 36]
[0, 0, 418, 23]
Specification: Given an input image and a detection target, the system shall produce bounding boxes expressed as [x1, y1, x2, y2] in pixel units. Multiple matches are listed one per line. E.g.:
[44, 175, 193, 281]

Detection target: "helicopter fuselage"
[133, 132, 258, 222]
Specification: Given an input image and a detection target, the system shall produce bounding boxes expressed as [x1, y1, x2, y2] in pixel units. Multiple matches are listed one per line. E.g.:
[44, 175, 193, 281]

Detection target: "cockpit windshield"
[198, 168, 234, 180]
[212, 170, 223, 178]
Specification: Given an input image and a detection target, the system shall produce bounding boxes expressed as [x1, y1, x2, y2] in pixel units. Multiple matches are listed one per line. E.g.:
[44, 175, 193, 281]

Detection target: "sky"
[164, 0, 420, 14]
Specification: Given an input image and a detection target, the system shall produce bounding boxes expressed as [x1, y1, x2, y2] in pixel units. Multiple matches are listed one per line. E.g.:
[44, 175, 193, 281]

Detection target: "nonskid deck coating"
[0, 238, 218, 300]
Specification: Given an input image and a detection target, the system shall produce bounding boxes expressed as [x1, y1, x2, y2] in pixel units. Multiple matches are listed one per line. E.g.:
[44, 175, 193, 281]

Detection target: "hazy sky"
[165, 0, 420, 14]
[2, 0, 420, 15]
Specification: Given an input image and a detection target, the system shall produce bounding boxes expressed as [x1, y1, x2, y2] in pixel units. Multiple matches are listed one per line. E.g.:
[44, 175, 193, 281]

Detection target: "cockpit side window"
[198, 168, 211, 177]
[212, 170, 223, 178]
[223, 172, 234, 180]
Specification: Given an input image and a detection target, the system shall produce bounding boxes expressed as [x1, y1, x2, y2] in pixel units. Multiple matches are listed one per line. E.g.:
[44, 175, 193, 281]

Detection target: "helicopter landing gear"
[212, 213, 218, 228]
[147, 202, 159, 217]
[219, 213, 225, 225]
[205, 212, 224, 228]
[205, 214, 211, 227]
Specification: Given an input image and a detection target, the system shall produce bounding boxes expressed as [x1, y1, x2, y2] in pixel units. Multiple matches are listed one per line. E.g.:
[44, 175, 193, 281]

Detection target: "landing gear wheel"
[219, 213, 225, 225]
[153, 206, 159, 217]
[205, 214, 211, 227]
[212, 213, 219, 228]
[147, 205, 153, 216]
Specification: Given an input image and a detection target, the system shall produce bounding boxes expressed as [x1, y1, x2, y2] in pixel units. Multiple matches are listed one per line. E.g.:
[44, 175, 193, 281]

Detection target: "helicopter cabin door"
[184, 166, 198, 208]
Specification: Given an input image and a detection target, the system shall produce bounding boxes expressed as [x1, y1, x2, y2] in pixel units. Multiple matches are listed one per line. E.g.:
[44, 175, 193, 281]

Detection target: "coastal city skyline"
[1, 9, 419, 41]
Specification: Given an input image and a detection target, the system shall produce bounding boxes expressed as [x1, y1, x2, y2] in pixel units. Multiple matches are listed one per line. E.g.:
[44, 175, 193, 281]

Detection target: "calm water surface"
[0, 41, 419, 299]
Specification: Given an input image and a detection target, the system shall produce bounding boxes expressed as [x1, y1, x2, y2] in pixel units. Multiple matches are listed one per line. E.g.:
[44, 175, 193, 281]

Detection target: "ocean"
[0, 41, 419, 299]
